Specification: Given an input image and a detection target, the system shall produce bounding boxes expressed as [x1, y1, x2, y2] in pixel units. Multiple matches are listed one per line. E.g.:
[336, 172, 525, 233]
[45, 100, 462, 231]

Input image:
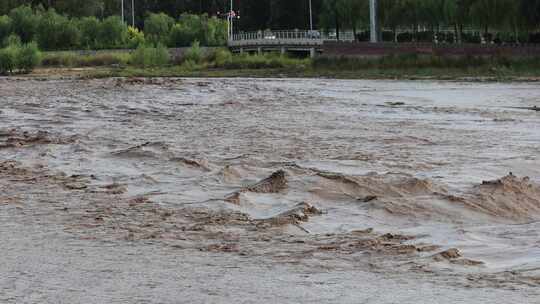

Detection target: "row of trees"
[321, 0, 540, 43]
[0, 1, 234, 23]
[0, 5, 227, 50]
[1, 1, 318, 30]
[1, 1, 539, 45]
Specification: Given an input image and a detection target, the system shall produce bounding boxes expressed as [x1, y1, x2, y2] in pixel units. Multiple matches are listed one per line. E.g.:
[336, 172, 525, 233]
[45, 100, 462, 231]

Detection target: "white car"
[307, 30, 321, 39]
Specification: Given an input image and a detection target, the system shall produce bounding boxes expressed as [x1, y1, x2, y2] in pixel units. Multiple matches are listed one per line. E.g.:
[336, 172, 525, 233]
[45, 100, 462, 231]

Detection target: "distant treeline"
[320, 0, 540, 43]
[1, 1, 540, 48]
[0, 5, 227, 51]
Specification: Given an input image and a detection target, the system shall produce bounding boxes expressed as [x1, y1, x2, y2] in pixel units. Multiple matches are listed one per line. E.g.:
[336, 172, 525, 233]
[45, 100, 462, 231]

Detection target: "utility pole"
[131, 0, 135, 27]
[309, 0, 313, 31]
[121, 0, 124, 24]
[369, 0, 378, 43]
[229, 0, 233, 40]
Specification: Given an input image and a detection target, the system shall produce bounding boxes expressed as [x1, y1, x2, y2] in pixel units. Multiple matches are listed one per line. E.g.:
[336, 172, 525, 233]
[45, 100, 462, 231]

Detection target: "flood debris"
[224, 170, 287, 204]
[432, 248, 485, 266]
[358, 195, 378, 202]
[115, 77, 183, 87]
[110, 141, 152, 155]
[97, 183, 127, 195]
[0, 128, 75, 149]
[434, 248, 462, 260]
[507, 106, 540, 112]
[384, 101, 406, 106]
[466, 174, 540, 220]
[255, 202, 322, 229]
[170, 157, 210, 171]
[245, 170, 287, 193]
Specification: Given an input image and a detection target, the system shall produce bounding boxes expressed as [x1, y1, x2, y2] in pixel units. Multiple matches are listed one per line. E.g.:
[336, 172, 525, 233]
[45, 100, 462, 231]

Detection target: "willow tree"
[320, 0, 341, 39]
[337, 0, 369, 39]
[470, 0, 520, 41]
[520, 0, 540, 31]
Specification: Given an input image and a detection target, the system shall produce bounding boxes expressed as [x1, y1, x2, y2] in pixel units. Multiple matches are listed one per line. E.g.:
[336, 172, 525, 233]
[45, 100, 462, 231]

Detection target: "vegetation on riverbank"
[80, 65, 540, 81]
[31, 47, 540, 81]
[0, 36, 40, 74]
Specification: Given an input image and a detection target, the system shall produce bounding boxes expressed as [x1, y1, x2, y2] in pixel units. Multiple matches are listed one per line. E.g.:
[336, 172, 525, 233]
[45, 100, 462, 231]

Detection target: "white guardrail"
[228, 28, 513, 47]
[229, 31, 325, 47]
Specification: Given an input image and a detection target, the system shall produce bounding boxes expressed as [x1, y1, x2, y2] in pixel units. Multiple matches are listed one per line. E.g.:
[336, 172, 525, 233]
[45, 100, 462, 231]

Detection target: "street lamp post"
[230, 0, 234, 40]
[121, 0, 124, 23]
[309, 0, 313, 31]
[131, 0, 135, 27]
[369, 0, 378, 43]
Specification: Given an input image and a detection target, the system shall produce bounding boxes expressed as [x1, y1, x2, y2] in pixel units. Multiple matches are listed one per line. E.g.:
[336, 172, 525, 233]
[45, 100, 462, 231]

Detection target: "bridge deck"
[228, 31, 323, 49]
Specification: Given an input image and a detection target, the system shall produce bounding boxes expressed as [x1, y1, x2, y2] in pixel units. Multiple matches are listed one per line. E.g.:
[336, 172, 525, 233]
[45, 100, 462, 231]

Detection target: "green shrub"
[221, 53, 308, 70]
[183, 41, 203, 63]
[78, 53, 129, 67]
[0, 15, 12, 45]
[16, 42, 41, 72]
[144, 13, 174, 45]
[310, 55, 540, 72]
[130, 43, 170, 67]
[0, 46, 17, 74]
[98, 16, 128, 48]
[41, 52, 77, 67]
[42, 51, 129, 67]
[211, 48, 233, 67]
[127, 26, 145, 48]
[9, 5, 40, 43]
[180, 59, 200, 71]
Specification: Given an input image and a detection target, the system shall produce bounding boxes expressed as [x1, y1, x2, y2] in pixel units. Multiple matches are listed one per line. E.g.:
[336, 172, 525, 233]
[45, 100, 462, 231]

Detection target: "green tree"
[205, 16, 227, 46]
[168, 14, 205, 47]
[379, 0, 406, 42]
[144, 12, 174, 44]
[520, 0, 540, 30]
[0, 16, 12, 44]
[9, 5, 40, 43]
[337, 0, 369, 39]
[78, 16, 101, 48]
[37, 9, 80, 50]
[98, 16, 127, 48]
[320, 0, 341, 40]
[54, 0, 102, 17]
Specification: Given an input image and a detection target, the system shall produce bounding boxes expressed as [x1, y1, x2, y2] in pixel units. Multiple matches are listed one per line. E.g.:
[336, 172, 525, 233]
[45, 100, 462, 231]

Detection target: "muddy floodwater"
[1, 77, 540, 303]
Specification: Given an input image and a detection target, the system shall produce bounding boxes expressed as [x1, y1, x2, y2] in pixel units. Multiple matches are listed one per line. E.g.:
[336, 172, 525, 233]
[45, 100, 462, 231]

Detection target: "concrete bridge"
[227, 0, 379, 57]
[228, 31, 324, 58]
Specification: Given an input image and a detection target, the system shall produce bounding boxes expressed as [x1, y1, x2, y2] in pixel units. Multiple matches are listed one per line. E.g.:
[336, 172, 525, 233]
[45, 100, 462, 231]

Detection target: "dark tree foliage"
[1, 0, 539, 40]
[0, 0, 323, 30]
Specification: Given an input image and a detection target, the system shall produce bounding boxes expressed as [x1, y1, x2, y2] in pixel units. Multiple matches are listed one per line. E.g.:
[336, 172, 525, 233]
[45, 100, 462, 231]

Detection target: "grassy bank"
[36, 48, 540, 81]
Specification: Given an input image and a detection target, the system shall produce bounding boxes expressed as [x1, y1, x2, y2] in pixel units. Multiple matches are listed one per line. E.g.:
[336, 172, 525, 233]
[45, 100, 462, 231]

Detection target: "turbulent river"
[1, 77, 540, 303]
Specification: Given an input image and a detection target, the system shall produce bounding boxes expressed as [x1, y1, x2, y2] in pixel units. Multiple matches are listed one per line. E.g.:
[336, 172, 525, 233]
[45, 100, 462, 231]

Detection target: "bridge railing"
[229, 30, 324, 47]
